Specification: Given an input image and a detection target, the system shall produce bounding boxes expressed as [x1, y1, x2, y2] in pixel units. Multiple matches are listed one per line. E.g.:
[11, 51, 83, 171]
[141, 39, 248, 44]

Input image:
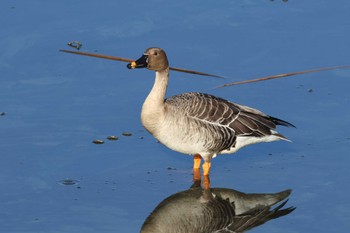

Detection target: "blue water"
[1, 1, 349, 232]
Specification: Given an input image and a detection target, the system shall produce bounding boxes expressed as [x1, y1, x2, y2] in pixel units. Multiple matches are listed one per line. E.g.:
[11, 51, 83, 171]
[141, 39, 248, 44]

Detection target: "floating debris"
[107, 135, 119, 140]
[0, 112, 5, 116]
[122, 132, 132, 136]
[308, 88, 313, 93]
[92, 139, 104, 144]
[67, 41, 82, 50]
[59, 178, 79, 186]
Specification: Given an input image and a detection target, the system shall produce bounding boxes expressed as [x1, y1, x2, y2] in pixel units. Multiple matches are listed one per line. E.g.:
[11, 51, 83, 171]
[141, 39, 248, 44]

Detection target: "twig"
[59, 49, 225, 79]
[215, 65, 350, 88]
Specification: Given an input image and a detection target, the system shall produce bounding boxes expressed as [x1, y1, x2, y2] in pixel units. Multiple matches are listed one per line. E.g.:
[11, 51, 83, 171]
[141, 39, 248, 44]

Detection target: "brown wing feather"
[165, 92, 293, 152]
[178, 92, 278, 136]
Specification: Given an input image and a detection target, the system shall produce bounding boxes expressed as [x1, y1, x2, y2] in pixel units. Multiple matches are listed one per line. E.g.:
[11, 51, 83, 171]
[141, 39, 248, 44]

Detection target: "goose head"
[127, 47, 169, 72]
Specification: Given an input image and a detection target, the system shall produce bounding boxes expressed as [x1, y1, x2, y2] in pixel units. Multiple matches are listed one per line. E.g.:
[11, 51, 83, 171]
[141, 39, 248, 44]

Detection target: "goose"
[127, 47, 295, 178]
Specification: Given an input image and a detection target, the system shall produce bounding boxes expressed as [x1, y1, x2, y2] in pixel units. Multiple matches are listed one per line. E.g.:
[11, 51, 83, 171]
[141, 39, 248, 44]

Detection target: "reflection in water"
[141, 180, 295, 233]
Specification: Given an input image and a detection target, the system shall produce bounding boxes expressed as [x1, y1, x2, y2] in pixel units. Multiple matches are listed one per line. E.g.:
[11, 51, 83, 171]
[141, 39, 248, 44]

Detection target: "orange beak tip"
[130, 61, 137, 69]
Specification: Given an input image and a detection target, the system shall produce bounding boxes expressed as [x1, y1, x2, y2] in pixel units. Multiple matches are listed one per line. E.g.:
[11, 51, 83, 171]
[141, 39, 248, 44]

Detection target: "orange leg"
[202, 161, 211, 176]
[193, 154, 202, 169]
[193, 154, 202, 182]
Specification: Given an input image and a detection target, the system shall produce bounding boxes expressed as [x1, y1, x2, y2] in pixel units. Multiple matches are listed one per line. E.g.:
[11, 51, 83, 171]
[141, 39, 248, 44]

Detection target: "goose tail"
[270, 116, 296, 128]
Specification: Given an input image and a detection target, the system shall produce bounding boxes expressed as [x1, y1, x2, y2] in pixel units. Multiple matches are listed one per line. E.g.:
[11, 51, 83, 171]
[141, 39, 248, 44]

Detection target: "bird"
[141, 184, 295, 233]
[127, 47, 295, 178]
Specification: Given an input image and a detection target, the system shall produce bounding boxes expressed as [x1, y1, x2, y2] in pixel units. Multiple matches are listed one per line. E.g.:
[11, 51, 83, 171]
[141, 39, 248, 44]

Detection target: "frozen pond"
[1, 1, 350, 232]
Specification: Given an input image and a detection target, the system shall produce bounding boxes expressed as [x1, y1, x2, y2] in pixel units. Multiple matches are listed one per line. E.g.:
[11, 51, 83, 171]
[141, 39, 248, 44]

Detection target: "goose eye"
[154, 52, 158, 56]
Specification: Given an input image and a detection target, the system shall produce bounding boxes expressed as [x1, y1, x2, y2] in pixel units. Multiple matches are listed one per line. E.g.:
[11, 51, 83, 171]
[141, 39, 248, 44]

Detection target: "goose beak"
[127, 54, 148, 69]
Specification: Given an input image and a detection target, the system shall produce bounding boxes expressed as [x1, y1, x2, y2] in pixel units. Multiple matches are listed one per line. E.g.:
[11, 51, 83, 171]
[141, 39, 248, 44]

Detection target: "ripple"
[59, 178, 80, 186]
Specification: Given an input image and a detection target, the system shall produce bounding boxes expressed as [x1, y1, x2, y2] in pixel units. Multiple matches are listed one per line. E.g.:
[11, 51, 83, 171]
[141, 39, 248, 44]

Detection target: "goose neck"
[147, 68, 169, 105]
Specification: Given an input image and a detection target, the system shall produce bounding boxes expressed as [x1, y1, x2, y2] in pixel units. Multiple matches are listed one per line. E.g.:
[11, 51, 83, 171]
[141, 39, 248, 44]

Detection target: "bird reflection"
[141, 178, 295, 233]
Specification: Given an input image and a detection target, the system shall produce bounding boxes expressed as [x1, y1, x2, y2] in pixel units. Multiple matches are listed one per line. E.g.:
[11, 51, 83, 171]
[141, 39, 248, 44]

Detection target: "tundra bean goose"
[127, 47, 295, 177]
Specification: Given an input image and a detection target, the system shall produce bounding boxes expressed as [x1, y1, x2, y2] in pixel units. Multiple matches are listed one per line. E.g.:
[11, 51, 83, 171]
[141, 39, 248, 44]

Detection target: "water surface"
[1, 1, 349, 232]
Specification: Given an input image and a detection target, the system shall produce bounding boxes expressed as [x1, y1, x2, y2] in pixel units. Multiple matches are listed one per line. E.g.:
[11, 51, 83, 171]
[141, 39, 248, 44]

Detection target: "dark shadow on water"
[141, 177, 295, 233]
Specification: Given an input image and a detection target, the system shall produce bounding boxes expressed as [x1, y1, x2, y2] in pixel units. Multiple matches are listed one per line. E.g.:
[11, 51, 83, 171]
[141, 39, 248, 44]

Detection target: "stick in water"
[59, 49, 225, 79]
[215, 65, 350, 88]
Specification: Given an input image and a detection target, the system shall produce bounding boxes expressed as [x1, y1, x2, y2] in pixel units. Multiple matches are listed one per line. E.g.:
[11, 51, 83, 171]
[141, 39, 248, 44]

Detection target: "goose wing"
[166, 92, 292, 141]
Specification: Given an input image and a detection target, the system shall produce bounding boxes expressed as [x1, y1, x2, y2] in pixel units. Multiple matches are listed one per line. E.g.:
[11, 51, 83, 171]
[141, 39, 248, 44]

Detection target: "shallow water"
[1, 1, 350, 232]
